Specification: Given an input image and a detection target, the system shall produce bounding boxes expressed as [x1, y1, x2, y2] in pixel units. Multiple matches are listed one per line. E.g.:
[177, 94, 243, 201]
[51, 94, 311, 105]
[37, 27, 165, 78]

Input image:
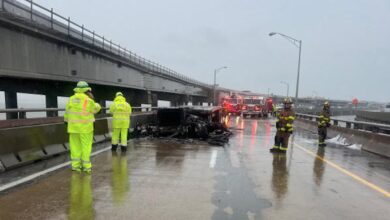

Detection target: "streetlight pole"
[269, 32, 302, 106]
[280, 81, 289, 97]
[213, 66, 227, 105]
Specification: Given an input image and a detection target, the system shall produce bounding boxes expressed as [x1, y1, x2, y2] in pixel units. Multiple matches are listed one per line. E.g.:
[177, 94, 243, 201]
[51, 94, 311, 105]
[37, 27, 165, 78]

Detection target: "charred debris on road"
[130, 106, 232, 146]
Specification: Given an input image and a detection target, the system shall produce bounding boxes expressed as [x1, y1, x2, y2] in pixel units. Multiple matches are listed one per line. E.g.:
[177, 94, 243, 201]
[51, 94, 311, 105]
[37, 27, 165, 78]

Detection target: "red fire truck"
[265, 97, 273, 113]
[221, 95, 243, 115]
[241, 96, 267, 118]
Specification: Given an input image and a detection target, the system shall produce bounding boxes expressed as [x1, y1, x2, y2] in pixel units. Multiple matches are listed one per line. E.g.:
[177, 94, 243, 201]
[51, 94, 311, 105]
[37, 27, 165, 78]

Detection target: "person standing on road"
[64, 81, 101, 173]
[318, 101, 331, 147]
[270, 98, 295, 153]
[109, 92, 132, 153]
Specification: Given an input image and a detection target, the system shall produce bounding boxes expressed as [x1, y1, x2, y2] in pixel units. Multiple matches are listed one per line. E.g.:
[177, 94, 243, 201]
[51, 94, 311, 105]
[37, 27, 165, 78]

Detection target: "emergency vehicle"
[241, 96, 267, 118]
[265, 97, 273, 113]
[221, 95, 243, 115]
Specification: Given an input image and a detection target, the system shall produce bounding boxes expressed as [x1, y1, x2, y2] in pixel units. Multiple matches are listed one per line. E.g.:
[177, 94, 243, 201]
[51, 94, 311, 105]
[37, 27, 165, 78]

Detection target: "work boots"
[121, 146, 127, 153]
[111, 144, 118, 151]
[270, 147, 280, 153]
[318, 143, 327, 147]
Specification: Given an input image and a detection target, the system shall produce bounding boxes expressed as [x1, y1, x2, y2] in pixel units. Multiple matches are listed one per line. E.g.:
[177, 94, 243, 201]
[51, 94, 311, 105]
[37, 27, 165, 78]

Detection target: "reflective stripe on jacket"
[109, 96, 132, 129]
[277, 109, 295, 132]
[318, 110, 331, 128]
[64, 93, 101, 133]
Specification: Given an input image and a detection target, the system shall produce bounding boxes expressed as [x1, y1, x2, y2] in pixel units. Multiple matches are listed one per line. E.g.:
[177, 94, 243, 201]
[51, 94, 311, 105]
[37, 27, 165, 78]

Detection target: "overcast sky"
[34, 0, 390, 102]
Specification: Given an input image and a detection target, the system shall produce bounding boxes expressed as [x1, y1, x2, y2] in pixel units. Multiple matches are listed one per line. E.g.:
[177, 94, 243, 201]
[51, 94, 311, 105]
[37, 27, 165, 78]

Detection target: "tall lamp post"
[280, 81, 290, 97]
[213, 66, 227, 105]
[269, 32, 302, 106]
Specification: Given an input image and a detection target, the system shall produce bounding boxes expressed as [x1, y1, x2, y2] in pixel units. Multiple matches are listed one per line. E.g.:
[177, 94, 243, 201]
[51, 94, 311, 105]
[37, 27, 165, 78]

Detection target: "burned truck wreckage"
[131, 107, 232, 146]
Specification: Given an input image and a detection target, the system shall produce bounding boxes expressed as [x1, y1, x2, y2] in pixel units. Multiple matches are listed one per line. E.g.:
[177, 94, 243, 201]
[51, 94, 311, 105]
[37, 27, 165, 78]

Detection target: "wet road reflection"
[313, 147, 326, 187]
[263, 120, 272, 148]
[68, 173, 94, 220]
[271, 153, 289, 207]
[155, 142, 185, 170]
[212, 150, 272, 220]
[111, 152, 130, 205]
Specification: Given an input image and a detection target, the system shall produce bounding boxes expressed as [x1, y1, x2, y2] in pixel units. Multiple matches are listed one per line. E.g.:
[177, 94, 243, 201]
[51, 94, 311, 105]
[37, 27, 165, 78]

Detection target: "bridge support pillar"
[150, 92, 158, 107]
[4, 91, 18, 119]
[184, 95, 192, 106]
[45, 94, 58, 117]
[98, 100, 106, 114]
[192, 96, 205, 106]
[129, 90, 157, 108]
[147, 91, 158, 107]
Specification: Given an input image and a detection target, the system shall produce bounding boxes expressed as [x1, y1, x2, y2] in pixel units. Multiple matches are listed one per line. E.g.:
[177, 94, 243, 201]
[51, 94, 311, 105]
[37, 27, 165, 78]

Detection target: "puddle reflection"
[111, 152, 130, 205]
[313, 147, 326, 187]
[68, 173, 94, 220]
[271, 153, 289, 207]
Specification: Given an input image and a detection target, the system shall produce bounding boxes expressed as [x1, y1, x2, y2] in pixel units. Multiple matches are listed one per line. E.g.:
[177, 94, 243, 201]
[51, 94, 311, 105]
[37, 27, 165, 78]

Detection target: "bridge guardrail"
[0, 0, 210, 88]
[0, 106, 156, 120]
[296, 113, 390, 135]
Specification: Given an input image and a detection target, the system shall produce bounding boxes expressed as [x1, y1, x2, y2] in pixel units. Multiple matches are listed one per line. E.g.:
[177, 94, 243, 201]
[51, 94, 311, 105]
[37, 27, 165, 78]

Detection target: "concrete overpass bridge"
[0, 0, 215, 119]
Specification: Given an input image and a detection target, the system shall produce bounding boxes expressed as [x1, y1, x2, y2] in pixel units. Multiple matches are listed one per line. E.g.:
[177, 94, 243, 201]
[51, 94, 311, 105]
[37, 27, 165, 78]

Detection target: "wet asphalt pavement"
[0, 117, 389, 220]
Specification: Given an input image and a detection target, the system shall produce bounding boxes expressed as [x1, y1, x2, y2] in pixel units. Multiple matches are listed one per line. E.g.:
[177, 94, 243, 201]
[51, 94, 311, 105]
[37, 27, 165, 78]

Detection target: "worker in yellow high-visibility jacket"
[64, 81, 101, 173]
[109, 92, 132, 152]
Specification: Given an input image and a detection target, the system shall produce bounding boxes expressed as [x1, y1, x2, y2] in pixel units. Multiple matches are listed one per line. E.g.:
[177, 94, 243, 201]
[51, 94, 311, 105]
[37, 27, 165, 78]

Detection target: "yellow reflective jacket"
[64, 92, 101, 133]
[318, 109, 331, 128]
[276, 109, 295, 133]
[109, 96, 132, 129]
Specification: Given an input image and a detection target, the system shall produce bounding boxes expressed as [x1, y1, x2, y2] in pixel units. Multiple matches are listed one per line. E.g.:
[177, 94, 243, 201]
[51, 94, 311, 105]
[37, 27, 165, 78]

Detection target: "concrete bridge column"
[45, 94, 58, 117]
[150, 92, 158, 107]
[136, 91, 157, 107]
[4, 91, 18, 119]
[184, 95, 192, 106]
[192, 96, 206, 106]
[180, 95, 191, 106]
[126, 90, 148, 108]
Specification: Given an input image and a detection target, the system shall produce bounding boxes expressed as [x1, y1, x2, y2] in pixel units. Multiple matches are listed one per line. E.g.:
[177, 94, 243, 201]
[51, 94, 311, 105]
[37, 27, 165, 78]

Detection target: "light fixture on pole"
[213, 66, 228, 105]
[269, 32, 302, 106]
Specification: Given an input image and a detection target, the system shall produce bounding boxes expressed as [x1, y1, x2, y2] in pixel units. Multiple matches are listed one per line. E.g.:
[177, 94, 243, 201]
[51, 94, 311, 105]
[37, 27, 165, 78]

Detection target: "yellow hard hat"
[74, 81, 91, 93]
[283, 98, 293, 104]
[116, 92, 123, 97]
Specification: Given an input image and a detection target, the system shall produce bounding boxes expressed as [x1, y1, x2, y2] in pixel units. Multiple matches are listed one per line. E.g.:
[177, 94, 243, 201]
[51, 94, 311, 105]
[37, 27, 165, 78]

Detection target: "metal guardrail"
[296, 113, 390, 135]
[0, 106, 155, 119]
[0, 0, 209, 88]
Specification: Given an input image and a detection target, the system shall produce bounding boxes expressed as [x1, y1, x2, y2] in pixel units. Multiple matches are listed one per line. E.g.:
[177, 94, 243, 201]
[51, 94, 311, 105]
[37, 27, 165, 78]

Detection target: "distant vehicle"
[221, 95, 243, 115]
[265, 97, 273, 113]
[241, 96, 267, 118]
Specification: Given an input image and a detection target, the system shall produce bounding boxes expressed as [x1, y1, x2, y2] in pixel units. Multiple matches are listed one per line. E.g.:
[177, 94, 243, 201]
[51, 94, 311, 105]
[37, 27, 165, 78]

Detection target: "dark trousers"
[318, 127, 327, 143]
[274, 131, 290, 149]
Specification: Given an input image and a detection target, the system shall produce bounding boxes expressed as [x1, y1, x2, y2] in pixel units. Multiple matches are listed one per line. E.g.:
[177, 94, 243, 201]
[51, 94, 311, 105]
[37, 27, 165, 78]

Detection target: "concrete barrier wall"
[356, 110, 390, 125]
[0, 112, 156, 172]
[295, 118, 390, 158]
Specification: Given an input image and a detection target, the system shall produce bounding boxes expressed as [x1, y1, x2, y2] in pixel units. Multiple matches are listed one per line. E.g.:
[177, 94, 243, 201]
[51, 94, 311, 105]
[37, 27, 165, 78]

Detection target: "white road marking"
[0, 146, 111, 192]
[209, 150, 218, 168]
